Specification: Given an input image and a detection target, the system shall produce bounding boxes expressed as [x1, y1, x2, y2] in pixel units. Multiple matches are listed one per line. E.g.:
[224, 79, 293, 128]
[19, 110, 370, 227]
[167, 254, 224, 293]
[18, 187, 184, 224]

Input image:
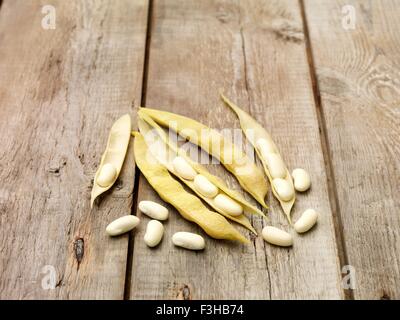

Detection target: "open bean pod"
[90, 114, 131, 208]
[138, 112, 264, 234]
[221, 94, 295, 223]
[133, 131, 249, 244]
[139, 107, 269, 209]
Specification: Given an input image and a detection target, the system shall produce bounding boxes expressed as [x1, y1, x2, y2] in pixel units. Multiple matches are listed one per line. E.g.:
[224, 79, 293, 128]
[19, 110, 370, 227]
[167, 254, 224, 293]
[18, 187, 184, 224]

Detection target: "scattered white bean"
[272, 178, 295, 201]
[172, 156, 197, 180]
[262, 226, 293, 247]
[292, 168, 311, 192]
[97, 163, 117, 187]
[193, 174, 219, 198]
[265, 153, 287, 179]
[144, 220, 164, 247]
[139, 200, 169, 221]
[213, 194, 243, 216]
[106, 215, 140, 236]
[172, 232, 205, 250]
[256, 138, 277, 156]
[294, 209, 319, 233]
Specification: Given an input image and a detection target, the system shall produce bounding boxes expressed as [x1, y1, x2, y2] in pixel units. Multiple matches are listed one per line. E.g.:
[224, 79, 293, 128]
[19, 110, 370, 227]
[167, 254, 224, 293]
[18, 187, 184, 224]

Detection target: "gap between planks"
[123, 0, 154, 300]
[298, 0, 353, 300]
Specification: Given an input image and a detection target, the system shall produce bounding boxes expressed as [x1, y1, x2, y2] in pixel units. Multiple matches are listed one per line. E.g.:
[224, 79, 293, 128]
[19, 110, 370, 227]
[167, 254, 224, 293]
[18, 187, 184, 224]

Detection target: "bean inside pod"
[90, 114, 131, 207]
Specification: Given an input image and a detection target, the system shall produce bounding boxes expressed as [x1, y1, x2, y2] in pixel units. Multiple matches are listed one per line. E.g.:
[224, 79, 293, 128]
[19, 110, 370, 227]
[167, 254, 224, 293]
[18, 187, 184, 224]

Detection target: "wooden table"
[0, 0, 399, 300]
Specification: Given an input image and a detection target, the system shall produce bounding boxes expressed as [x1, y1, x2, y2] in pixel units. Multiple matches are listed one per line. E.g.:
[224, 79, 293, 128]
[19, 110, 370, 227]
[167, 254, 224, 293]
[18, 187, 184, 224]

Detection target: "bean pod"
[221, 94, 296, 222]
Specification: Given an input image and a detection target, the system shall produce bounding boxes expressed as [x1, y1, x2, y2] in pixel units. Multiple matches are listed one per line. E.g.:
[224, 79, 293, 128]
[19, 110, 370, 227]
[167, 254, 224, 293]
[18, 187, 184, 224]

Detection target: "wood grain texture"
[303, 0, 400, 299]
[128, 0, 343, 299]
[0, 0, 148, 299]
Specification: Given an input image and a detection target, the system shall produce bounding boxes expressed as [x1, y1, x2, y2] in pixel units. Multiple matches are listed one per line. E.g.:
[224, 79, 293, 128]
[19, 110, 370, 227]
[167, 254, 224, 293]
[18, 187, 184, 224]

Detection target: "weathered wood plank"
[129, 0, 343, 299]
[303, 0, 400, 299]
[0, 0, 148, 299]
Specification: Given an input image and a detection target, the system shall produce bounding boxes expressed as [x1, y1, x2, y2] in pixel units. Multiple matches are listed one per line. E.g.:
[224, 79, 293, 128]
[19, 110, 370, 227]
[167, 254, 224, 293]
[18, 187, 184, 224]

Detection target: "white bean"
[144, 220, 164, 247]
[272, 178, 294, 201]
[266, 153, 286, 178]
[139, 200, 169, 221]
[193, 174, 219, 198]
[172, 232, 205, 250]
[262, 226, 293, 247]
[106, 215, 140, 236]
[256, 138, 277, 156]
[292, 168, 311, 192]
[172, 156, 197, 180]
[97, 163, 117, 187]
[213, 194, 243, 216]
[294, 209, 318, 233]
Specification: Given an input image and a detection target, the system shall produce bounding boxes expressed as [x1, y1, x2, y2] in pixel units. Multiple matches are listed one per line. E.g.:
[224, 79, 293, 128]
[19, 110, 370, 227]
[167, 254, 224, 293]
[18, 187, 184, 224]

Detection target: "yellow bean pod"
[221, 94, 295, 223]
[139, 107, 269, 209]
[90, 114, 131, 208]
[138, 113, 264, 234]
[133, 131, 249, 244]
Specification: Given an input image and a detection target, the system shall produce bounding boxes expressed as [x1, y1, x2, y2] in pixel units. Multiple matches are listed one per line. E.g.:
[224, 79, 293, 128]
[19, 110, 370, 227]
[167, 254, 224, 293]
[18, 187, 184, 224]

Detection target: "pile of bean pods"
[91, 95, 319, 250]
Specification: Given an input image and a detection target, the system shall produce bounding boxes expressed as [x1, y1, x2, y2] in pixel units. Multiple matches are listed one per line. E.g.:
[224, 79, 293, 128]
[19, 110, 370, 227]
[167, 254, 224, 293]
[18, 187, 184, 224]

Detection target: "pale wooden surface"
[303, 0, 400, 300]
[0, 0, 398, 300]
[0, 0, 148, 299]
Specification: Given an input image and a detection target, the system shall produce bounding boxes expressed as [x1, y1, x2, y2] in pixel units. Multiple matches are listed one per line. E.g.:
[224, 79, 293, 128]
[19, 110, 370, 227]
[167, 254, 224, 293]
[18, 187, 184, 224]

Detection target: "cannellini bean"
[172, 156, 197, 180]
[265, 153, 286, 179]
[106, 215, 140, 236]
[272, 178, 294, 201]
[97, 163, 117, 187]
[213, 194, 243, 216]
[139, 200, 169, 221]
[256, 138, 277, 156]
[294, 209, 318, 233]
[144, 220, 164, 247]
[193, 174, 219, 198]
[292, 168, 311, 192]
[262, 226, 293, 247]
[172, 232, 205, 250]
